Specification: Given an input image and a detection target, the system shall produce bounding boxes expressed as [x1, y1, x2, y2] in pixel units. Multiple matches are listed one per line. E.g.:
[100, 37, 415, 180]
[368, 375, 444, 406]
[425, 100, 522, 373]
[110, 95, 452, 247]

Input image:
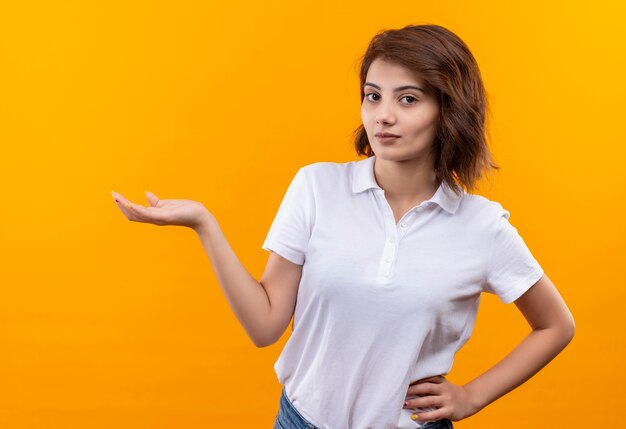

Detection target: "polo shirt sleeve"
[261, 167, 315, 265]
[483, 209, 544, 304]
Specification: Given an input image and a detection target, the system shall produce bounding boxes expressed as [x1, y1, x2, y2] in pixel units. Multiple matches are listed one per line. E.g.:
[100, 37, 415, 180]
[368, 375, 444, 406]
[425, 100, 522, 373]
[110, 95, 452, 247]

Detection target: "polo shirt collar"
[351, 155, 463, 214]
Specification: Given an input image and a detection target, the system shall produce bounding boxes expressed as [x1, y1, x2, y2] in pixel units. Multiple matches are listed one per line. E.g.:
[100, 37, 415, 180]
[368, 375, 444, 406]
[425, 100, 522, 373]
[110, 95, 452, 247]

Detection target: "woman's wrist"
[461, 382, 487, 417]
[192, 212, 217, 235]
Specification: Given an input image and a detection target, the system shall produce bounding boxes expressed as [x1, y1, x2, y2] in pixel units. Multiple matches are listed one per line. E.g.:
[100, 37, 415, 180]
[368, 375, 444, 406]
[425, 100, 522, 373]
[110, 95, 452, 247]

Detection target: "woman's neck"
[372, 155, 440, 205]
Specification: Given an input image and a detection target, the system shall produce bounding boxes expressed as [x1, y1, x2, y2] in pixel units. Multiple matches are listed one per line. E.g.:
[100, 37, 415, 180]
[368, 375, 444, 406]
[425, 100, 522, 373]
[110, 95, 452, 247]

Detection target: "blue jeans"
[273, 386, 317, 429]
[273, 386, 454, 428]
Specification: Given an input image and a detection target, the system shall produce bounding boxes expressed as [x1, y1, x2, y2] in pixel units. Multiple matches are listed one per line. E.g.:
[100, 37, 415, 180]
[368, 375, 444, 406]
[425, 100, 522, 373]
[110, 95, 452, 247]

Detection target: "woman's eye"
[365, 93, 418, 104]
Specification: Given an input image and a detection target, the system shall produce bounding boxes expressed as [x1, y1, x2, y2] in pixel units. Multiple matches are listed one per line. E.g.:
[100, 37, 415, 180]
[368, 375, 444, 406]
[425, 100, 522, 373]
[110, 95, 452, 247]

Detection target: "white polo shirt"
[262, 155, 544, 429]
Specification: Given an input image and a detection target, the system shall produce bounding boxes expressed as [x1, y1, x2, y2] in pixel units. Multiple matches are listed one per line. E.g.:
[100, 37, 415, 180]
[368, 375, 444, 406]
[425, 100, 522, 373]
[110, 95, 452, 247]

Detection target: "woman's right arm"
[194, 215, 302, 347]
[111, 190, 302, 347]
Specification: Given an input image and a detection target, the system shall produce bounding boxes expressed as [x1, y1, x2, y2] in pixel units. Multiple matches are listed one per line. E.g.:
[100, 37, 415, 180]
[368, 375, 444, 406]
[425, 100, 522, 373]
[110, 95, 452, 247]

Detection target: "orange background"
[1, 1, 624, 428]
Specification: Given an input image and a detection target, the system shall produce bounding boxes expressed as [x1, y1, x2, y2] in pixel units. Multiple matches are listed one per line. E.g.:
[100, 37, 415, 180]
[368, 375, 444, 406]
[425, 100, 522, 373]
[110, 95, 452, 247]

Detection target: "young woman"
[112, 24, 575, 429]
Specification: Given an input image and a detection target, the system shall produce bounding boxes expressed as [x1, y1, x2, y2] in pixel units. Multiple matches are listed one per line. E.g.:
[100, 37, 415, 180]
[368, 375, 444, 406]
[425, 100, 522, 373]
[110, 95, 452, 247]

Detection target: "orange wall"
[1, 1, 624, 428]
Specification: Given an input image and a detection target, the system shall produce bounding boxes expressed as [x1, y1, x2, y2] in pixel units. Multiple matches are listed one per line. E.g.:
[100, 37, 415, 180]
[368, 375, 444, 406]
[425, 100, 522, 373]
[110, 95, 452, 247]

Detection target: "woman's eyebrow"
[364, 82, 425, 94]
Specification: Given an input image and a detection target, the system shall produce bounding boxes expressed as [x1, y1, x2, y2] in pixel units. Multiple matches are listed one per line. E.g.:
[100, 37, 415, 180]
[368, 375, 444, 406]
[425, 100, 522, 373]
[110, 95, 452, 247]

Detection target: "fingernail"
[411, 414, 419, 420]
[125, 202, 131, 208]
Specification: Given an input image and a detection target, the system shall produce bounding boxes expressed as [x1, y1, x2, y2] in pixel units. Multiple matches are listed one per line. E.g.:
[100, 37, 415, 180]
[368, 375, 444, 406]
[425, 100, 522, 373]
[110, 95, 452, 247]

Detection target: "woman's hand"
[111, 190, 213, 231]
[403, 375, 479, 423]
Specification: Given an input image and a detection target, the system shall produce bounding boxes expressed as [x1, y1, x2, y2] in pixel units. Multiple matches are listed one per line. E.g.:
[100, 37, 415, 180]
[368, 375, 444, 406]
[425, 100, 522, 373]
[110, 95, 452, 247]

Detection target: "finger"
[410, 375, 445, 385]
[407, 381, 442, 396]
[405, 394, 443, 410]
[111, 191, 132, 208]
[111, 191, 130, 214]
[144, 190, 160, 207]
[112, 191, 169, 225]
[112, 191, 145, 212]
[129, 198, 171, 225]
[410, 409, 449, 424]
[111, 191, 145, 221]
[126, 199, 156, 221]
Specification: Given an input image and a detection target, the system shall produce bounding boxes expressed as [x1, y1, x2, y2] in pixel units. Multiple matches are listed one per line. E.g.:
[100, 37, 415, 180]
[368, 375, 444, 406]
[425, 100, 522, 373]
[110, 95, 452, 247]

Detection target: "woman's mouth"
[375, 133, 400, 144]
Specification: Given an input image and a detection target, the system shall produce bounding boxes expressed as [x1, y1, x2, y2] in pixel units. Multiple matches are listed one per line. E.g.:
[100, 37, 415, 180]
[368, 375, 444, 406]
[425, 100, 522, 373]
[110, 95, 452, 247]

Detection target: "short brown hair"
[353, 24, 499, 196]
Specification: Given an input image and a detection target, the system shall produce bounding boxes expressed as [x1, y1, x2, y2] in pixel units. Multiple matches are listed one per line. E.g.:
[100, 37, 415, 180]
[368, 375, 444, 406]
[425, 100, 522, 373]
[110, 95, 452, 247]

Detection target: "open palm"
[111, 190, 212, 230]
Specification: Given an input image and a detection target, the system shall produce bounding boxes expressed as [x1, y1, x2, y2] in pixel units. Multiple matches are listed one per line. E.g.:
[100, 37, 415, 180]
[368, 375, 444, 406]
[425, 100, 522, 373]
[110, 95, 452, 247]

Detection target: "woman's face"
[361, 58, 440, 163]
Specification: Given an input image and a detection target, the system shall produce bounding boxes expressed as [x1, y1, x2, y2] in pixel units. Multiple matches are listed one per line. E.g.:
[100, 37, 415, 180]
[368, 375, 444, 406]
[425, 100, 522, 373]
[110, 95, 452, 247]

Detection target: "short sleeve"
[483, 209, 544, 304]
[261, 167, 315, 265]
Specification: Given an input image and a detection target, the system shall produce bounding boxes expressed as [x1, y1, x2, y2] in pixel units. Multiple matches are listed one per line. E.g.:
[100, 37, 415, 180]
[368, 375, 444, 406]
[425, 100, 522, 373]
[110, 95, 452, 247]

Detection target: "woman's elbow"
[559, 313, 576, 347]
[567, 317, 576, 341]
[251, 332, 279, 348]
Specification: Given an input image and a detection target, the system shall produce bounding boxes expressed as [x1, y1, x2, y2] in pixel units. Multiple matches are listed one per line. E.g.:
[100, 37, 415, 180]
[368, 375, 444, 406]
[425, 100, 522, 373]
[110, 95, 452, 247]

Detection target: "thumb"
[144, 190, 160, 207]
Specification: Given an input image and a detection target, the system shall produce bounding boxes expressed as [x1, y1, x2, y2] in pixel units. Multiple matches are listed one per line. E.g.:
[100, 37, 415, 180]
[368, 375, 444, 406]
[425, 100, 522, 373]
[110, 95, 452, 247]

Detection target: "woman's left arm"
[404, 274, 576, 422]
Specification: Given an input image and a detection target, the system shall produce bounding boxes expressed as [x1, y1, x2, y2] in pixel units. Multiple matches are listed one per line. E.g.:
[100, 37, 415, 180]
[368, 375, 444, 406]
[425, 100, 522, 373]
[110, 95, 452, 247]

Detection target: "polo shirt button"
[400, 222, 407, 228]
[388, 237, 395, 243]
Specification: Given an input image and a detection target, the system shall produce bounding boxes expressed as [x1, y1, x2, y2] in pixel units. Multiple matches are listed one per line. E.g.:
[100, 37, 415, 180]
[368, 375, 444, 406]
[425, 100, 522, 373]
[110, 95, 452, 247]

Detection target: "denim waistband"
[278, 386, 317, 429]
[277, 386, 453, 429]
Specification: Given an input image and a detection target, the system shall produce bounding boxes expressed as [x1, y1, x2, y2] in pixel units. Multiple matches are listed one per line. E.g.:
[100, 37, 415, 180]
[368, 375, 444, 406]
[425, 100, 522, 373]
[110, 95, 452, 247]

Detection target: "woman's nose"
[375, 101, 396, 124]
